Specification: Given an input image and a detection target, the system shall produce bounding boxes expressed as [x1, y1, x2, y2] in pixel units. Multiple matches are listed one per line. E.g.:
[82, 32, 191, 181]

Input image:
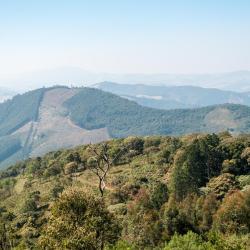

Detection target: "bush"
[213, 190, 250, 234]
[64, 162, 78, 175]
[163, 231, 207, 250]
[39, 188, 121, 249]
[124, 136, 144, 154]
[164, 231, 250, 250]
[206, 173, 239, 199]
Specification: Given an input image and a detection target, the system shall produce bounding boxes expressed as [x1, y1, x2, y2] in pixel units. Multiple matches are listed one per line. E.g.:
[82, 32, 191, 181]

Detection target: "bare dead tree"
[87, 142, 126, 197]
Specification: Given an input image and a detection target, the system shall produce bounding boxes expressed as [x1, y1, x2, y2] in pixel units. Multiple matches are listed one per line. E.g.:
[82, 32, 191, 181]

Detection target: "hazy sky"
[0, 0, 250, 79]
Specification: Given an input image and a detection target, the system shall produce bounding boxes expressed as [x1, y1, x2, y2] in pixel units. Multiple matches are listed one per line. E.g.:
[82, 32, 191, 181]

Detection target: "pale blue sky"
[0, 0, 250, 78]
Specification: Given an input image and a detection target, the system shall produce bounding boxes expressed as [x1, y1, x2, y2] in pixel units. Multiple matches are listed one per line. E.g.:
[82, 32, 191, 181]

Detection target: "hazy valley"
[95, 82, 250, 109]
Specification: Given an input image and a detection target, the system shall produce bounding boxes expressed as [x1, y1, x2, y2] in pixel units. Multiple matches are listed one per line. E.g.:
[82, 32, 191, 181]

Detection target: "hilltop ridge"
[0, 86, 250, 169]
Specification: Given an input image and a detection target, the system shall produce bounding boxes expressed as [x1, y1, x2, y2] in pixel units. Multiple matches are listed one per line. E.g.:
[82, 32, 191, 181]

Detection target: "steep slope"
[0, 88, 45, 136]
[95, 82, 250, 109]
[29, 87, 109, 157]
[0, 87, 110, 169]
[0, 89, 46, 168]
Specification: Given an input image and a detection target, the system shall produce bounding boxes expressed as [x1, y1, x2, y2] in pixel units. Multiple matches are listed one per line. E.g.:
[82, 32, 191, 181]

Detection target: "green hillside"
[65, 88, 250, 137]
[0, 88, 45, 136]
[0, 133, 249, 249]
[0, 89, 46, 169]
[0, 86, 250, 170]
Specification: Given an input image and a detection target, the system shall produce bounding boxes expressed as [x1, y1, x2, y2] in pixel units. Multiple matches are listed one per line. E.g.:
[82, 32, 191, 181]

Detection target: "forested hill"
[64, 87, 250, 137]
[0, 88, 45, 136]
[0, 133, 249, 249]
[0, 86, 250, 169]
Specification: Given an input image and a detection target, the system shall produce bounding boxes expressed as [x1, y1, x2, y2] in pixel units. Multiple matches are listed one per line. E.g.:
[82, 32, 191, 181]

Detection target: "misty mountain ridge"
[95, 82, 250, 109]
[0, 87, 16, 103]
[1, 67, 250, 92]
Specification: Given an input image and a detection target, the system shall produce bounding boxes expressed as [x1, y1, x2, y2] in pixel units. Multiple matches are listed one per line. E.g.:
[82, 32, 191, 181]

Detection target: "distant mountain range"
[1, 67, 250, 92]
[95, 82, 250, 109]
[0, 86, 250, 169]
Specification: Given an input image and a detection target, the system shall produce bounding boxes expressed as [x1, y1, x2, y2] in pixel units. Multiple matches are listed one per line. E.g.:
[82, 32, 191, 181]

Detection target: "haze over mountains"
[0, 87, 16, 103]
[95, 82, 250, 110]
[1, 67, 250, 92]
[0, 86, 250, 169]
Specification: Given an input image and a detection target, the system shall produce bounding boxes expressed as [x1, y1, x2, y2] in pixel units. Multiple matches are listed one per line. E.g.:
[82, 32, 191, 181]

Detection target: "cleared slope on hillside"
[30, 87, 110, 156]
[0, 89, 46, 168]
[0, 87, 110, 169]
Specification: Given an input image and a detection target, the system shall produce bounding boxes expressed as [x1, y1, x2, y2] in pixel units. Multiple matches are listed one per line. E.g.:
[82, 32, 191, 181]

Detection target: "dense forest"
[0, 132, 249, 249]
[0, 88, 46, 168]
[64, 88, 250, 137]
[0, 88, 45, 136]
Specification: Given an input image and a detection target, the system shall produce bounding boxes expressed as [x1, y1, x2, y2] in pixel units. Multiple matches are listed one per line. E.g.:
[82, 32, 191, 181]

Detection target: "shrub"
[163, 231, 206, 250]
[213, 190, 250, 234]
[64, 162, 78, 175]
[39, 188, 121, 249]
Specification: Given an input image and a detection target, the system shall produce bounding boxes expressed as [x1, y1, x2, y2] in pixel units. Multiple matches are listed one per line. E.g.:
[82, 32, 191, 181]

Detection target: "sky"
[0, 0, 250, 82]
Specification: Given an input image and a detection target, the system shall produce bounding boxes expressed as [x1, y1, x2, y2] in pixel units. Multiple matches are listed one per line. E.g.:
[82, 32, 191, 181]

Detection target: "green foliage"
[0, 88, 46, 168]
[206, 231, 250, 250]
[124, 136, 144, 154]
[0, 221, 11, 250]
[43, 163, 62, 178]
[149, 182, 168, 209]
[163, 231, 207, 250]
[64, 162, 78, 175]
[213, 190, 250, 234]
[0, 134, 249, 249]
[163, 231, 250, 250]
[1, 86, 250, 170]
[0, 88, 45, 136]
[39, 188, 121, 250]
[197, 193, 220, 232]
[219, 137, 250, 175]
[106, 240, 135, 250]
[205, 173, 239, 199]
[22, 191, 40, 213]
[0, 136, 21, 164]
[170, 135, 222, 200]
[123, 188, 163, 248]
[64, 88, 250, 138]
[162, 197, 195, 239]
[50, 183, 64, 199]
[238, 175, 250, 189]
